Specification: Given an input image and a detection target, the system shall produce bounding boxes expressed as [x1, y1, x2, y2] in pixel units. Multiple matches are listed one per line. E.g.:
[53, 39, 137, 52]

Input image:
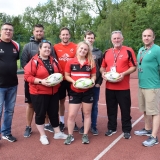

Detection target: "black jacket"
[92, 48, 103, 85]
[21, 36, 57, 68]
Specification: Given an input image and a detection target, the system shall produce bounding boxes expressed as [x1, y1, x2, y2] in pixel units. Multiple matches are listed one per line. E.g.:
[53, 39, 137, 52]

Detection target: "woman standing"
[64, 41, 96, 145]
[24, 41, 67, 145]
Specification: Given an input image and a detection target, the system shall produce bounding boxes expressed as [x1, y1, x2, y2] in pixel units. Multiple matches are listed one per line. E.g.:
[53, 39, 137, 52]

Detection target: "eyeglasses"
[41, 40, 51, 45]
[111, 31, 122, 35]
[2, 28, 13, 32]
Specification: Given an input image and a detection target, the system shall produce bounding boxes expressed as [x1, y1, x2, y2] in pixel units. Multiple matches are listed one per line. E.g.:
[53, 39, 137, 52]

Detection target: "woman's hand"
[88, 78, 95, 88]
[41, 79, 52, 87]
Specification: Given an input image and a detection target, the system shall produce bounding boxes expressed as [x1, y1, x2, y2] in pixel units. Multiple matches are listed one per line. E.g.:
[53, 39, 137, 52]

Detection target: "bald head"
[142, 29, 155, 48]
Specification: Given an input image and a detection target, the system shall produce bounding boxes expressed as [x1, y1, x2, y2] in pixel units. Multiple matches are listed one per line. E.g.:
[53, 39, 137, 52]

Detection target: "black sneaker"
[2, 134, 17, 142]
[105, 130, 117, 136]
[73, 123, 79, 132]
[59, 122, 65, 132]
[44, 124, 54, 133]
[123, 133, 131, 139]
[79, 126, 84, 134]
[24, 126, 32, 137]
[91, 127, 99, 136]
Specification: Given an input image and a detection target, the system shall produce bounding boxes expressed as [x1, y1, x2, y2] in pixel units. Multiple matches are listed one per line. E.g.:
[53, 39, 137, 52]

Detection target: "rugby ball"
[46, 73, 63, 86]
[75, 78, 93, 89]
[105, 72, 120, 82]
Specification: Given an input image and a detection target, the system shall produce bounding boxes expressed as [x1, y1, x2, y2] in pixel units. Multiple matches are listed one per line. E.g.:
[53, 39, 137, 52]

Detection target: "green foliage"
[1, 0, 160, 56]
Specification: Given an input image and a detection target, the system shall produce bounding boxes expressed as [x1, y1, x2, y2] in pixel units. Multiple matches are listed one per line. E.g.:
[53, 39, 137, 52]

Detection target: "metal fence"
[16, 35, 160, 70]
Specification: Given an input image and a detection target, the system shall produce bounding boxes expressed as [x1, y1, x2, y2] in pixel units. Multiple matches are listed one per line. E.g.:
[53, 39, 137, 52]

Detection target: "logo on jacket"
[72, 66, 77, 70]
[86, 66, 91, 71]
[0, 49, 4, 53]
[59, 53, 70, 61]
[70, 48, 74, 53]
[119, 55, 123, 59]
[13, 48, 17, 53]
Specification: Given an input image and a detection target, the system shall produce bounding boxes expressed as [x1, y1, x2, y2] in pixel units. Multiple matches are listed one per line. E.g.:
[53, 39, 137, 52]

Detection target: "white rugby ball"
[75, 78, 93, 89]
[46, 73, 63, 86]
[105, 72, 120, 82]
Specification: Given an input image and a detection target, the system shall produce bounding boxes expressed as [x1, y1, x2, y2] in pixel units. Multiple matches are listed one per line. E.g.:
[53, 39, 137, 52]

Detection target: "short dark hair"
[1, 22, 13, 30]
[84, 30, 96, 38]
[33, 24, 44, 30]
[38, 40, 51, 51]
[60, 27, 70, 34]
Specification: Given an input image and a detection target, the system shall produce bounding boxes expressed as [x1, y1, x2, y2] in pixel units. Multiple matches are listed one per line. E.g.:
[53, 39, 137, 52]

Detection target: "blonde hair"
[76, 41, 95, 68]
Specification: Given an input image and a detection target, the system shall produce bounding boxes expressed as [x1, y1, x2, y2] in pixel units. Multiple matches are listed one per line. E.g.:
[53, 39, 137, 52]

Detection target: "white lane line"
[94, 114, 144, 160]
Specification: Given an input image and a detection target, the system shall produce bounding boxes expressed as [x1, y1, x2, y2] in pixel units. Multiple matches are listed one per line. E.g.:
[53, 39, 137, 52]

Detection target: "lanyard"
[112, 48, 121, 66]
[139, 44, 153, 65]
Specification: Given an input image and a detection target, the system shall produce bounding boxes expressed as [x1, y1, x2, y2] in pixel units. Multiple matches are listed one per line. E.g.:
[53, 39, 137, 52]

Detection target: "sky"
[0, 0, 48, 16]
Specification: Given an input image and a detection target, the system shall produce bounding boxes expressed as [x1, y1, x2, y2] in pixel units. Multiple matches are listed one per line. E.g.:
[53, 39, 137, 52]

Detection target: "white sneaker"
[54, 132, 68, 139]
[40, 135, 49, 145]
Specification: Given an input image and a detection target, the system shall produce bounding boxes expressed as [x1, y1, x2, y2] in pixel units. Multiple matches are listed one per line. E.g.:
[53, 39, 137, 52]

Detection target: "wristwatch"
[39, 80, 42, 84]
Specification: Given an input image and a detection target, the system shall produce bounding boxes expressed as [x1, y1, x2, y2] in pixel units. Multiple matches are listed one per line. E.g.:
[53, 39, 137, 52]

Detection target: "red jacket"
[24, 54, 62, 95]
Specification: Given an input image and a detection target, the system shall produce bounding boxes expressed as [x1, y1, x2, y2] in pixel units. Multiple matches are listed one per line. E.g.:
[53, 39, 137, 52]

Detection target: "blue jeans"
[91, 86, 100, 128]
[81, 86, 100, 128]
[0, 86, 17, 136]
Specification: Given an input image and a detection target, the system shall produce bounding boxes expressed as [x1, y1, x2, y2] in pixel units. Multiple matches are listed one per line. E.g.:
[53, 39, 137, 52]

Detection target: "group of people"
[0, 22, 160, 147]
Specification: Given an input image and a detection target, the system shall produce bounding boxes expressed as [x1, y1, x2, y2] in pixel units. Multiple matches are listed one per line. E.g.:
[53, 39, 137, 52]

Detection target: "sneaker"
[73, 123, 79, 132]
[24, 126, 32, 137]
[54, 132, 68, 139]
[142, 136, 159, 147]
[105, 130, 117, 136]
[64, 135, 74, 145]
[59, 122, 65, 132]
[79, 126, 84, 134]
[123, 132, 131, 139]
[44, 124, 54, 133]
[40, 135, 49, 145]
[2, 134, 17, 142]
[134, 128, 152, 136]
[82, 134, 89, 144]
[91, 127, 99, 136]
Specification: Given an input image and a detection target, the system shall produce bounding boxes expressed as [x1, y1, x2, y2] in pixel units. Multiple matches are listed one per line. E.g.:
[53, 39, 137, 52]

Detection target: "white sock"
[60, 116, 64, 123]
[44, 123, 49, 126]
[41, 135, 47, 138]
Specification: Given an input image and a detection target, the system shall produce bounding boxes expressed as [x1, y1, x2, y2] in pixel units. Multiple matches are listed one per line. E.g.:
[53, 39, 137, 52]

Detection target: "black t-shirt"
[0, 40, 19, 87]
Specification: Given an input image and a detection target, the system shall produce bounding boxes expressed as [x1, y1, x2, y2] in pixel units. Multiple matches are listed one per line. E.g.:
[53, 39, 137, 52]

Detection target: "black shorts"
[24, 81, 32, 103]
[58, 80, 71, 100]
[69, 88, 94, 104]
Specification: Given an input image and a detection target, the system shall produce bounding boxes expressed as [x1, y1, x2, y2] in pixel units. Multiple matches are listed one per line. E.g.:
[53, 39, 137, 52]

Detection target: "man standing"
[100, 31, 137, 139]
[0, 23, 19, 142]
[134, 28, 160, 147]
[79, 31, 103, 135]
[54, 27, 77, 132]
[21, 24, 57, 137]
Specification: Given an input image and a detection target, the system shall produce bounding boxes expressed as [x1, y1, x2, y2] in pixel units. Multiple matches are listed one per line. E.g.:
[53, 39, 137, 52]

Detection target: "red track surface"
[1, 72, 160, 160]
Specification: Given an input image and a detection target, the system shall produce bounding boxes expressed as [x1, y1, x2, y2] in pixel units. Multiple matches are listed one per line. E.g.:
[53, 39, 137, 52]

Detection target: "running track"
[1, 72, 160, 160]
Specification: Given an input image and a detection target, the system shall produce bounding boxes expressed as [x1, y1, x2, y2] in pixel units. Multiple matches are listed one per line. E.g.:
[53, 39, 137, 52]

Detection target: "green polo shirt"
[137, 44, 160, 89]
